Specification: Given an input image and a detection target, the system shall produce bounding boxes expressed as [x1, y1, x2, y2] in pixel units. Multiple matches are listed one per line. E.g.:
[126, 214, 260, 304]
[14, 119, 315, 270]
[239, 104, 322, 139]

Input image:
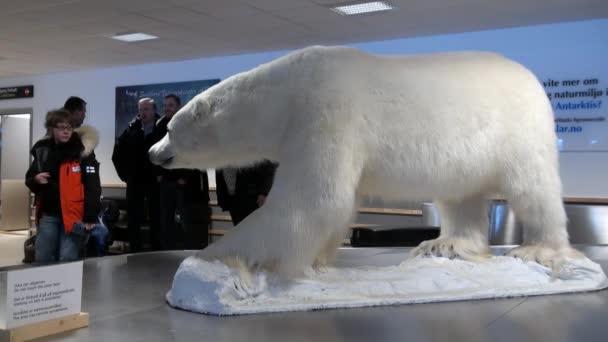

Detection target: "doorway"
[0, 108, 32, 231]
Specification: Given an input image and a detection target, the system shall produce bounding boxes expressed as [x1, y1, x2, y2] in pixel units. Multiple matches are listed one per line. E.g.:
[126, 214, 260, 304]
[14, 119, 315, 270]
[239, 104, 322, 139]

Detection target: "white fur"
[76, 124, 99, 157]
[149, 46, 579, 277]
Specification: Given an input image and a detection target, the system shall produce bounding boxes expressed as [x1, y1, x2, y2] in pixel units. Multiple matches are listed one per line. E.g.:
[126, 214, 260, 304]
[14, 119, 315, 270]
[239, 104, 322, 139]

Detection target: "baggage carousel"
[34, 247, 608, 341]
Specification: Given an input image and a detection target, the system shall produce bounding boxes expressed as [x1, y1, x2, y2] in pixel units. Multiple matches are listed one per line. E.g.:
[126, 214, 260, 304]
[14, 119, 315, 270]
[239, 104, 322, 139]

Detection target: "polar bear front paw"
[410, 237, 490, 261]
[196, 244, 283, 277]
[507, 245, 585, 271]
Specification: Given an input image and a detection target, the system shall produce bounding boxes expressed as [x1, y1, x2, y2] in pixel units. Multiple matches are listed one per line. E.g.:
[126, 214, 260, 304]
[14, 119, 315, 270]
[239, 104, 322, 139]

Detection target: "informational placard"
[543, 77, 608, 151]
[0, 261, 83, 329]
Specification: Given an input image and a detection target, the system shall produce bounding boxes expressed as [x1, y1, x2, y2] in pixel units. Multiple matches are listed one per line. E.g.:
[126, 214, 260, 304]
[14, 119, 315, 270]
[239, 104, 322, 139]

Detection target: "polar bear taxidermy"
[149, 45, 583, 278]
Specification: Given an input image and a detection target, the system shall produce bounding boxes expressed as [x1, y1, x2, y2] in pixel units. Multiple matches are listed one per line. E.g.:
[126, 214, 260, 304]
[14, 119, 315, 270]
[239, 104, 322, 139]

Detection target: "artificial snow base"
[166, 255, 607, 315]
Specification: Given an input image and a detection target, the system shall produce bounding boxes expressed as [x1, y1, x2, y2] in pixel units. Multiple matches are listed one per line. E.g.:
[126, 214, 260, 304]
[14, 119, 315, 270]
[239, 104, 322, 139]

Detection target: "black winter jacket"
[112, 115, 162, 184]
[25, 125, 102, 224]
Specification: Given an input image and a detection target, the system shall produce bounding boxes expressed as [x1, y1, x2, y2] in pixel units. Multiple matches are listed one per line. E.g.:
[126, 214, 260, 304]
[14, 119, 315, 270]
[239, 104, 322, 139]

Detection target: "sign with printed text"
[0, 261, 83, 329]
[542, 76, 608, 151]
[0, 85, 34, 100]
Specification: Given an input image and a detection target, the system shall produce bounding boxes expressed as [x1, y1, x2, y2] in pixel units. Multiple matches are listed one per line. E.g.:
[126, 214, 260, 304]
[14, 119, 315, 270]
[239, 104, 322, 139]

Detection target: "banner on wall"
[542, 76, 608, 151]
[115, 79, 220, 137]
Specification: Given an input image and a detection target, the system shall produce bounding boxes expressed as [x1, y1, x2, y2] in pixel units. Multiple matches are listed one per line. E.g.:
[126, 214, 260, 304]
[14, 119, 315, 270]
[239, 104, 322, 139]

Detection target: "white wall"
[0, 19, 606, 196]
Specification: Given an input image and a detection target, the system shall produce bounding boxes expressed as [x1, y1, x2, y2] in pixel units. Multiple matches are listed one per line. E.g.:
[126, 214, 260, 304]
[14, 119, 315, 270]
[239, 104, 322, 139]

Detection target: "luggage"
[350, 226, 440, 247]
[23, 234, 36, 263]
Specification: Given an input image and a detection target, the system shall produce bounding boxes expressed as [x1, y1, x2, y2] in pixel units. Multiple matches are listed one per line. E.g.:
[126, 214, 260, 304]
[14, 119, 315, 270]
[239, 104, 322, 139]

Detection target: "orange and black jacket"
[25, 128, 101, 234]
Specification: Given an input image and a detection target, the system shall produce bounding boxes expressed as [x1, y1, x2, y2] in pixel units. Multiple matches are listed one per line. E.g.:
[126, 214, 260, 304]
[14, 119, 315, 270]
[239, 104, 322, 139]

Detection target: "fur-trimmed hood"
[75, 124, 99, 157]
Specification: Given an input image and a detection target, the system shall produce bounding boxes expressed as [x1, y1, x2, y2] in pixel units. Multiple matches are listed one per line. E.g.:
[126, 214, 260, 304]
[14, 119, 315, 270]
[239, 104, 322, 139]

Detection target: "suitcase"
[350, 225, 440, 247]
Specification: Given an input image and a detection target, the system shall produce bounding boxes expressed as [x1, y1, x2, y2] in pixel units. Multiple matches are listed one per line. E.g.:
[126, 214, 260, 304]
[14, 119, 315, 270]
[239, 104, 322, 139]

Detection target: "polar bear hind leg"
[504, 159, 584, 270]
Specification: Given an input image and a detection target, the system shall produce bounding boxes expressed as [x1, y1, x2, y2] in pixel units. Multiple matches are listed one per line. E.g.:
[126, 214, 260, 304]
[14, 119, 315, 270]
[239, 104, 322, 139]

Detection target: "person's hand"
[129, 115, 142, 128]
[157, 175, 163, 183]
[34, 172, 50, 184]
[257, 195, 267, 207]
[84, 223, 95, 230]
[177, 178, 186, 185]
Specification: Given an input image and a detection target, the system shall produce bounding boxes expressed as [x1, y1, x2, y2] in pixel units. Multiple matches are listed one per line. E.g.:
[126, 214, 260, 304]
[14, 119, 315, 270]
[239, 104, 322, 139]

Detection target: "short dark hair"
[45, 109, 77, 129]
[63, 96, 86, 113]
[164, 94, 181, 106]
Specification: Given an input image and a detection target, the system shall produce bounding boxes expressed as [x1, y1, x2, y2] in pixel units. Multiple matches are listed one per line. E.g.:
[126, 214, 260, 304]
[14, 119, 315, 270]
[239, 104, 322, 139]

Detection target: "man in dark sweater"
[156, 94, 211, 250]
[111, 98, 162, 252]
[216, 160, 278, 225]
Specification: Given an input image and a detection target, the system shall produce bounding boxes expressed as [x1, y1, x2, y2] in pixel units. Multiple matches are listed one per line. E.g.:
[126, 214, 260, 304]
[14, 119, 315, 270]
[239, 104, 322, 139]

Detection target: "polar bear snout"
[149, 135, 175, 167]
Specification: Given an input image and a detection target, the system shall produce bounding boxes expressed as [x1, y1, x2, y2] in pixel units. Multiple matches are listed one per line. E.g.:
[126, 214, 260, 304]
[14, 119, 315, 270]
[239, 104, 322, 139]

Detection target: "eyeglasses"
[54, 125, 73, 131]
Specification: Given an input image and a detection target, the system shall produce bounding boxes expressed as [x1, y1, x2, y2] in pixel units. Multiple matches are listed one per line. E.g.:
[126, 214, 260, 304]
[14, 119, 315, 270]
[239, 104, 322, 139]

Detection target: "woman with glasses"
[25, 109, 101, 263]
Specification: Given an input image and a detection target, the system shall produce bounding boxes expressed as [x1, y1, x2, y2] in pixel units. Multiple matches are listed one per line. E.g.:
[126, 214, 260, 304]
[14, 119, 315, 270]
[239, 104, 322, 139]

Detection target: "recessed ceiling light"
[111, 33, 158, 42]
[331, 1, 394, 15]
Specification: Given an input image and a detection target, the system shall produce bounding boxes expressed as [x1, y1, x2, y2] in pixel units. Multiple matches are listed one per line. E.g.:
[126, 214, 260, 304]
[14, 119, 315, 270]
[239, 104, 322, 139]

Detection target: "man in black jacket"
[111, 98, 162, 252]
[62, 96, 109, 256]
[216, 160, 278, 225]
[156, 94, 211, 250]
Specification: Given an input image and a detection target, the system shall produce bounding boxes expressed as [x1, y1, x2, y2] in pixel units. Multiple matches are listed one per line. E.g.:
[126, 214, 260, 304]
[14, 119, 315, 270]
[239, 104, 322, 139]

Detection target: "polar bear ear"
[195, 98, 211, 116]
[190, 97, 213, 124]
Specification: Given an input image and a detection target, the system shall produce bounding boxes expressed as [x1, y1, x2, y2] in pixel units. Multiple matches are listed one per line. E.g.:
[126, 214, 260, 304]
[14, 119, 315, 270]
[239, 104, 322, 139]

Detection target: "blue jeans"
[35, 215, 81, 263]
[73, 221, 109, 256]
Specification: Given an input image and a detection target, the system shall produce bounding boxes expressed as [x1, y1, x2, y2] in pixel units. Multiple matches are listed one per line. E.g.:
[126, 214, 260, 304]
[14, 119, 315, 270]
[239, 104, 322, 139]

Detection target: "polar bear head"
[149, 77, 284, 170]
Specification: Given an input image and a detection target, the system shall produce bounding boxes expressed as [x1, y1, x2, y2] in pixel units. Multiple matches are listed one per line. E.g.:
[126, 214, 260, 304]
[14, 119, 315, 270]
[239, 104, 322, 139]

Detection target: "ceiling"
[0, 0, 607, 79]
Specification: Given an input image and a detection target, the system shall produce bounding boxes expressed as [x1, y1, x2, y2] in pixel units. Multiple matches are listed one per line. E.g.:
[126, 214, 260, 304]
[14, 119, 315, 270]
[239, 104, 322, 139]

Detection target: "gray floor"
[28, 247, 608, 341]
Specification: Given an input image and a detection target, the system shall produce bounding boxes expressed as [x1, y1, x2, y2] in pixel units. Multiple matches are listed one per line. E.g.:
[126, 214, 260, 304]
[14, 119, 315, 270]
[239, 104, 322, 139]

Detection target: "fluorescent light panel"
[332, 1, 394, 15]
[112, 33, 158, 42]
